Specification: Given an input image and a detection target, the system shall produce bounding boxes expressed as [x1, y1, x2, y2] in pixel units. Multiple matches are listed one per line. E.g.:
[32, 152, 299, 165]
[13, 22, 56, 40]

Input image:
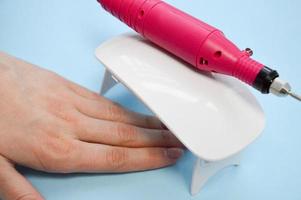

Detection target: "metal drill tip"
[288, 92, 301, 101]
[270, 78, 301, 102]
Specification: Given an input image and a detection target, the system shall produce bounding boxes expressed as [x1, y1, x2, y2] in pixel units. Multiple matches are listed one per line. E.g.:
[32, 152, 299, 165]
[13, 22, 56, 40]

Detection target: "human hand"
[0, 52, 184, 200]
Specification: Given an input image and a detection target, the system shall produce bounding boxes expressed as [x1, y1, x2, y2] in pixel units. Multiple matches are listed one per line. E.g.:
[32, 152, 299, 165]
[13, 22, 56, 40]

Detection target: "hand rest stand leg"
[100, 69, 119, 95]
[190, 153, 241, 195]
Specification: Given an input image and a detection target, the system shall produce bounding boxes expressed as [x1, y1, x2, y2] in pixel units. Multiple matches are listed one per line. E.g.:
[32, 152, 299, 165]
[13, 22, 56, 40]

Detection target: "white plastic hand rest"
[95, 34, 265, 195]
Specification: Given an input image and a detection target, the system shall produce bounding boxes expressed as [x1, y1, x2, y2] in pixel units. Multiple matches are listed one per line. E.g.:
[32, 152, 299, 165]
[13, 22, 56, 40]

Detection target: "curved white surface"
[95, 34, 265, 161]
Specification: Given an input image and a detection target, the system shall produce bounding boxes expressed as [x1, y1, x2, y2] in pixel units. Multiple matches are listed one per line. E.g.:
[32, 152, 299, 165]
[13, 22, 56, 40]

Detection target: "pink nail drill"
[97, 0, 301, 101]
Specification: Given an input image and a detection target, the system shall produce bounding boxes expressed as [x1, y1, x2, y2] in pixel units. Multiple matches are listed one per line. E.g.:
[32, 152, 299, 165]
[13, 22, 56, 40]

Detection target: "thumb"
[0, 155, 44, 200]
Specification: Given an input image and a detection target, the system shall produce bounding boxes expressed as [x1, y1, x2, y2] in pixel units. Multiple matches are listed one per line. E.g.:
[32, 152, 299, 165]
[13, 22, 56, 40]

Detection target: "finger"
[69, 142, 184, 173]
[75, 117, 183, 148]
[66, 80, 101, 101]
[65, 77, 166, 129]
[74, 97, 166, 129]
[0, 155, 44, 200]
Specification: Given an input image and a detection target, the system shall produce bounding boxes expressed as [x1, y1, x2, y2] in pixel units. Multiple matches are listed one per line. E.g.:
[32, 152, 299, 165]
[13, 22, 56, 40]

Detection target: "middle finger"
[74, 116, 184, 148]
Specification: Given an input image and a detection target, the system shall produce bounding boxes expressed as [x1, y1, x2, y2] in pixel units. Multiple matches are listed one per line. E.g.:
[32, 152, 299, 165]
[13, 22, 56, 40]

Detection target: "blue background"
[1, 0, 301, 199]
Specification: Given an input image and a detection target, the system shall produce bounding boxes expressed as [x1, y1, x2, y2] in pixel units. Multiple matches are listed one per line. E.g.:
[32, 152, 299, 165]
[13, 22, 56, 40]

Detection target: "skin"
[0, 52, 184, 200]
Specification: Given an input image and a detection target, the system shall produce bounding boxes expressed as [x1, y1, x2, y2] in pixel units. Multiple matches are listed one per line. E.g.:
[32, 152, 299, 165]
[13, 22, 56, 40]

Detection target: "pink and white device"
[97, 0, 300, 101]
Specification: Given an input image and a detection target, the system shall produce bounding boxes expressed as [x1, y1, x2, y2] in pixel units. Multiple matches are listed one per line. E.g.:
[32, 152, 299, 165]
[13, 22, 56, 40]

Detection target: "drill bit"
[288, 91, 301, 101]
[270, 78, 301, 102]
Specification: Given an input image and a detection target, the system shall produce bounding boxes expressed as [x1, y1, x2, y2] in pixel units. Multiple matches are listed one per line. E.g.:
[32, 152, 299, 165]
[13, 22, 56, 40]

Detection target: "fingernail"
[161, 122, 168, 130]
[166, 148, 184, 159]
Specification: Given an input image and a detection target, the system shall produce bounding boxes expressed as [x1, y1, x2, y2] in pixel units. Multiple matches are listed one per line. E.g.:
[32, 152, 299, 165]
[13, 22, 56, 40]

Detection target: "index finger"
[75, 97, 167, 129]
[66, 80, 168, 129]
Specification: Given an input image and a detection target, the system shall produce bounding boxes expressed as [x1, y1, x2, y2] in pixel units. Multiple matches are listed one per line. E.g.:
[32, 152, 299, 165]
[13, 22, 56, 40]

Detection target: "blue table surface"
[1, 0, 301, 199]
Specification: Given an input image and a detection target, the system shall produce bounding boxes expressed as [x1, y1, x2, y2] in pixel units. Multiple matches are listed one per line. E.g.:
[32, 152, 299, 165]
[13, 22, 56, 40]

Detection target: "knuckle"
[69, 84, 99, 100]
[46, 98, 79, 125]
[143, 115, 158, 128]
[105, 148, 128, 171]
[35, 136, 75, 172]
[115, 124, 138, 145]
[106, 103, 126, 121]
[45, 97, 65, 113]
[160, 130, 172, 143]
[61, 112, 80, 126]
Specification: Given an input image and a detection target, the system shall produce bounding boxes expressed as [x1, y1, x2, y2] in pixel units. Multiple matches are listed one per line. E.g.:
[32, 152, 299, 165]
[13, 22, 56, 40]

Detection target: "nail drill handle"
[98, 0, 300, 100]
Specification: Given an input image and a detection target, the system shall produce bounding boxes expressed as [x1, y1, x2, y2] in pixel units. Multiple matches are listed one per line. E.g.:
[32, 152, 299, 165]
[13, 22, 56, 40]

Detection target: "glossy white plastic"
[95, 34, 265, 195]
